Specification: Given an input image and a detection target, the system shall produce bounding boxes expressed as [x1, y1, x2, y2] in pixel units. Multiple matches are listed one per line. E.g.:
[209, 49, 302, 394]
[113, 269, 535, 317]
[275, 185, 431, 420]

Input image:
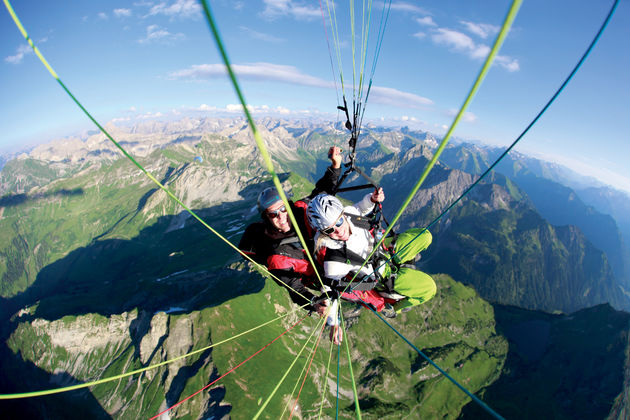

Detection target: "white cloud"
[169, 62, 333, 88]
[226, 104, 242, 112]
[239, 26, 285, 43]
[138, 24, 184, 44]
[262, 0, 291, 16]
[470, 44, 491, 60]
[4, 44, 32, 64]
[262, 0, 319, 21]
[460, 21, 499, 39]
[222, 104, 290, 114]
[432, 28, 477, 53]
[138, 111, 164, 119]
[114, 8, 132, 18]
[148, 0, 201, 19]
[290, 5, 321, 19]
[429, 28, 518, 71]
[170, 62, 435, 111]
[416, 16, 437, 27]
[113, 111, 165, 121]
[98, 12, 108, 20]
[110, 116, 132, 123]
[196, 104, 217, 111]
[462, 112, 477, 123]
[495, 55, 520, 72]
[389, 2, 429, 14]
[370, 86, 433, 109]
[446, 109, 477, 123]
[413, 14, 519, 72]
[181, 104, 323, 118]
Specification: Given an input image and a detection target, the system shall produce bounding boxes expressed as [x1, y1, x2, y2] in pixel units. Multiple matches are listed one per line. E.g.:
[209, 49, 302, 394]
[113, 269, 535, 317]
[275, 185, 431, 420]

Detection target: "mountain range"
[1, 117, 628, 419]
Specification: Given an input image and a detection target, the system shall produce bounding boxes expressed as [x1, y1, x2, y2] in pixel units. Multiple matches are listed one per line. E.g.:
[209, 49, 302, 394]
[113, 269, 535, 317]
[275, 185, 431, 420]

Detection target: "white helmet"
[307, 194, 344, 231]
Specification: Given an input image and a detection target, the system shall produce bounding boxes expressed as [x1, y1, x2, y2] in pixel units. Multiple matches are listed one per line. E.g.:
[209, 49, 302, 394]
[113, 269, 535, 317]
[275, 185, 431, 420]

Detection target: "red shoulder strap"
[316, 246, 327, 266]
[294, 200, 315, 238]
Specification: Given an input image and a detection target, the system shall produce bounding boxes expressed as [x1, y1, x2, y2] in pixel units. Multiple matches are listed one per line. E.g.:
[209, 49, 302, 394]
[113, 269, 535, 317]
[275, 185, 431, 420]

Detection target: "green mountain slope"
[461, 303, 630, 420]
[0, 135, 267, 300]
[3, 273, 507, 419]
[375, 149, 629, 312]
[441, 143, 630, 293]
[0, 157, 89, 195]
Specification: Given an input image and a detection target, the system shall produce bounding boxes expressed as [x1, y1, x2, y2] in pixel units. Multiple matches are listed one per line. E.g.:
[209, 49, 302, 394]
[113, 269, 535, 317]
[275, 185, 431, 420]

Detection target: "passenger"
[307, 191, 437, 342]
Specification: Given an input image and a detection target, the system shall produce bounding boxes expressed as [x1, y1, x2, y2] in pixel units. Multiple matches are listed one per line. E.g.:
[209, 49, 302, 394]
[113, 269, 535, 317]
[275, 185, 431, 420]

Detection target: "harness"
[323, 212, 396, 293]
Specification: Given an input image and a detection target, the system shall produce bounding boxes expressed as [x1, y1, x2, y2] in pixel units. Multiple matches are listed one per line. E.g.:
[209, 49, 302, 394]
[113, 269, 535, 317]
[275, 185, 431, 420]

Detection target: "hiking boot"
[381, 303, 397, 319]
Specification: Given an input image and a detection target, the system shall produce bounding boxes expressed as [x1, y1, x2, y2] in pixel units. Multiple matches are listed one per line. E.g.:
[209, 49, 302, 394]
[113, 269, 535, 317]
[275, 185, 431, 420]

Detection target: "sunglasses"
[267, 205, 287, 219]
[322, 215, 345, 235]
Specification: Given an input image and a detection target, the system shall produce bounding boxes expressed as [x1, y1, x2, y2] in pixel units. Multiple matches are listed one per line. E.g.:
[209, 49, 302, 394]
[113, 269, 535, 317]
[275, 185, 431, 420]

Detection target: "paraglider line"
[252, 315, 328, 419]
[288, 318, 327, 419]
[149, 314, 308, 420]
[337, 0, 523, 296]
[365, 0, 620, 282]
[364, 303, 505, 420]
[198, 0, 330, 300]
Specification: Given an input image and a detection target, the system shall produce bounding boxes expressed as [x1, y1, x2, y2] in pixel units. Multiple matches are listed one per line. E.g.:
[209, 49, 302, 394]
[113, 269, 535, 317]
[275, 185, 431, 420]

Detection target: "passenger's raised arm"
[310, 146, 344, 198]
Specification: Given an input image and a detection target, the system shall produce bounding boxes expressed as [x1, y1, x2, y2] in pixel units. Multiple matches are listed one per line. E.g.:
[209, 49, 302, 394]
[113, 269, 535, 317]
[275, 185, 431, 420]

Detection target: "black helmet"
[257, 187, 281, 214]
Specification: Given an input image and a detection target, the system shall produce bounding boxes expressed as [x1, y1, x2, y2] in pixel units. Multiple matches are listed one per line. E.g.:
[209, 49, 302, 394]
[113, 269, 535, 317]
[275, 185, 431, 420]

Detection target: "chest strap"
[325, 243, 380, 291]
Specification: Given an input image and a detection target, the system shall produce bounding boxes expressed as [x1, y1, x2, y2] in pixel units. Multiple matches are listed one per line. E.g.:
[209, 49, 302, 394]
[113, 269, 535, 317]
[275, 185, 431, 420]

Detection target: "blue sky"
[1, 0, 629, 193]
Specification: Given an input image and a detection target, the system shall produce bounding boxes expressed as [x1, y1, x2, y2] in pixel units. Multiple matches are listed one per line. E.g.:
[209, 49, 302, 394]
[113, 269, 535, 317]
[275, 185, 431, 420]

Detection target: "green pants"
[385, 228, 436, 312]
[392, 267, 437, 312]
[391, 228, 432, 265]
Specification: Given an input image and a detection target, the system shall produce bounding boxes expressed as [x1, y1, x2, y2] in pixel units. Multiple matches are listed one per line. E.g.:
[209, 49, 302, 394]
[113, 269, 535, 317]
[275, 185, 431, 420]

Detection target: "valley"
[1, 117, 628, 419]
